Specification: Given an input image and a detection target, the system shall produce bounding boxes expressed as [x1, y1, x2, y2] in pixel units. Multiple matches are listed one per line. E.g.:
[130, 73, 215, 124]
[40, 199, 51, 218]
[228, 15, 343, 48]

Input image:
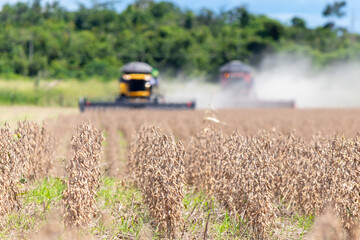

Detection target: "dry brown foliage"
[43, 109, 360, 238]
[187, 126, 276, 236]
[186, 126, 225, 189]
[15, 121, 54, 180]
[186, 124, 360, 237]
[0, 121, 53, 227]
[273, 134, 360, 234]
[0, 124, 21, 227]
[128, 125, 186, 239]
[63, 122, 104, 228]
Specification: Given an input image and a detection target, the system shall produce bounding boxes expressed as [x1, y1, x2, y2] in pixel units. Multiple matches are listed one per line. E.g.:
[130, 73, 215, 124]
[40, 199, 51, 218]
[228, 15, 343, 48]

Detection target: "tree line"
[0, 0, 358, 81]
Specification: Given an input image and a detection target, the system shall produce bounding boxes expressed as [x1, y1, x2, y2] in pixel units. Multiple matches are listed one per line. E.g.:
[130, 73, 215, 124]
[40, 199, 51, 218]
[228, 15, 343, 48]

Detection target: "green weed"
[24, 177, 66, 205]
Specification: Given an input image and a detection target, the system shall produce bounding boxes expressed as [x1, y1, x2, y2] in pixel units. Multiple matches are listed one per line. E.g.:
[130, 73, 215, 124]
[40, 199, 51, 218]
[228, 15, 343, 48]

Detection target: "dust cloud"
[255, 55, 360, 108]
[161, 55, 360, 109]
[159, 80, 220, 109]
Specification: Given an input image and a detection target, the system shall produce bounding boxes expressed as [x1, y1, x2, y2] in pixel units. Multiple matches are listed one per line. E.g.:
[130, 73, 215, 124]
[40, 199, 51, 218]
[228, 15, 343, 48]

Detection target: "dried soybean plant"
[218, 130, 360, 237]
[186, 126, 225, 191]
[187, 127, 277, 237]
[14, 121, 54, 180]
[222, 131, 276, 236]
[270, 133, 360, 235]
[240, 131, 360, 237]
[0, 121, 54, 227]
[63, 122, 104, 228]
[128, 125, 186, 239]
[128, 121, 360, 238]
[0, 124, 21, 227]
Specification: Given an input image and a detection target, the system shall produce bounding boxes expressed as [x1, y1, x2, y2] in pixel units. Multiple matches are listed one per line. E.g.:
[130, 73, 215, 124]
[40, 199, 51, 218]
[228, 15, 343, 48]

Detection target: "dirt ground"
[69, 108, 360, 140]
[2, 106, 359, 140]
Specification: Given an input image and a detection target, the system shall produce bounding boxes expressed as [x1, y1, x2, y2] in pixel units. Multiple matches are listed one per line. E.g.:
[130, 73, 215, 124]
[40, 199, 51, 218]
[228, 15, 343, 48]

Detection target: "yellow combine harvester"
[118, 62, 155, 99]
[79, 62, 196, 111]
[119, 73, 152, 98]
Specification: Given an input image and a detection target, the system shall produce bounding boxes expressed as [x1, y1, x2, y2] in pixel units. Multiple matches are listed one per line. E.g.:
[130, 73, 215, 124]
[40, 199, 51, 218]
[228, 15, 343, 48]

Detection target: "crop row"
[2, 109, 360, 239]
[125, 122, 360, 239]
[0, 121, 103, 232]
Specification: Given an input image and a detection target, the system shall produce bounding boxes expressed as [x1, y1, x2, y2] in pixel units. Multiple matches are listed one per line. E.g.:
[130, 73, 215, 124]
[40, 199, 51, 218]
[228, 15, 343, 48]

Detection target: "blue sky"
[2, 0, 360, 32]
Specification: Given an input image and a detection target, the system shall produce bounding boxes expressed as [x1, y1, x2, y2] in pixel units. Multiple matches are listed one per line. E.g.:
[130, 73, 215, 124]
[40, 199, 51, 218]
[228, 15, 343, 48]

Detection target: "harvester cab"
[79, 62, 195, 111]
[220, 60, 255, 97]
[118, 62, 156, 100]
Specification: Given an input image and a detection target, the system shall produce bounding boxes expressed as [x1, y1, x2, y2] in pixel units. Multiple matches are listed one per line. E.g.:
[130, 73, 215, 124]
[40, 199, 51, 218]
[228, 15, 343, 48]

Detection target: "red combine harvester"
[219, 60, 295, 108]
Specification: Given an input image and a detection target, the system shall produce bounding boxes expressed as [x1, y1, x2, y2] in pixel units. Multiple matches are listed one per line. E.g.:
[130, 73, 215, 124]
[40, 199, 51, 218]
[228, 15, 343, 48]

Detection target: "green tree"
[291, 17, 306, 28]
[322, 1, 347, 28]
[0, 0, 358, 80]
